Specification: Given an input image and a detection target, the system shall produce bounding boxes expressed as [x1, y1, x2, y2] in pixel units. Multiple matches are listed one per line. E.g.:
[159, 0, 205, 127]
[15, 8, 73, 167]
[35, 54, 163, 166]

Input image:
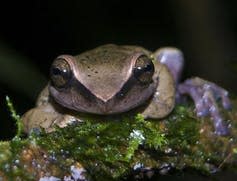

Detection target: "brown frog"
[22, 44, 231, 135]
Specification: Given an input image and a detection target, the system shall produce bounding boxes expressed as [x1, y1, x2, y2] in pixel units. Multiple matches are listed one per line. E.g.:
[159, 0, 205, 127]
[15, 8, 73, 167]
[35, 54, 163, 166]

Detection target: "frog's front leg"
[22, 85, 80, 133]
[154, 48, 231, 135]
[22, 102, 80, 133]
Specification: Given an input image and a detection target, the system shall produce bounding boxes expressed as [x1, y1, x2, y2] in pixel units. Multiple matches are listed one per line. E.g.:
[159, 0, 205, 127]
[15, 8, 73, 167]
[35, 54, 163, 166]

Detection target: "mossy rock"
[0, 98, 237, 180]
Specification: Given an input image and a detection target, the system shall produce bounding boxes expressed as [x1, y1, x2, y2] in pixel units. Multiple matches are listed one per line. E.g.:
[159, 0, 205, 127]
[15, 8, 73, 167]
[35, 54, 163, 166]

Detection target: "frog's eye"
[50, 58, 72, 88]
[134, 55, 155, 84]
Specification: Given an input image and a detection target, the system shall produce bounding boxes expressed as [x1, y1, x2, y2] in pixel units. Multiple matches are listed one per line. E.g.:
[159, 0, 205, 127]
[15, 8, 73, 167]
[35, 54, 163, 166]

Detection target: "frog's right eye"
[50, 58, 72, 88]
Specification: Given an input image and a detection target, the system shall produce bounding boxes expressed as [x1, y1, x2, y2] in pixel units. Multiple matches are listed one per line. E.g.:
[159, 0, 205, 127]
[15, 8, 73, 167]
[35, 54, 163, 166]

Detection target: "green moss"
[1, 100, 237, 180]
[33, 114, 167, 179]
[166, 105, 200, 150]
[6, 96, 23, 137]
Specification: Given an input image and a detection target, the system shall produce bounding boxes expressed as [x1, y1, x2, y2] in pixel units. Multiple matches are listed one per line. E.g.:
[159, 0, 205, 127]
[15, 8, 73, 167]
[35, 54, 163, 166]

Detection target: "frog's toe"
[178, 83, 209, 117]
[202, 90, 229, 135]
[214, 118, 229, 136]
[194, 96, 209, 117]
[178, 77, 230, 136]
[200, 78, 231, 110]
[222, 95, 232, 110]
[208, 83, 232, 110]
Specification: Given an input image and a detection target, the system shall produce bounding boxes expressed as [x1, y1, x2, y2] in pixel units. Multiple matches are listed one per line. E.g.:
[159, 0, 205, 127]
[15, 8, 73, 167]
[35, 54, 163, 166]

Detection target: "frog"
[22, 44, 231, 135]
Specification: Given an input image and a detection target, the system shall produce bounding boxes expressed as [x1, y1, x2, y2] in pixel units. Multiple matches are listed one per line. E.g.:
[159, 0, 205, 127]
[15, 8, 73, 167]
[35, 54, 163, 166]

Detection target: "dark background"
[0, 0, 237, 139]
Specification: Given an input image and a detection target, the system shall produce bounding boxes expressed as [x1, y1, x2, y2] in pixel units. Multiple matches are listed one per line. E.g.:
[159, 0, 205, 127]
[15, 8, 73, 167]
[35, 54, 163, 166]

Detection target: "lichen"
[1, 98, 237, 180]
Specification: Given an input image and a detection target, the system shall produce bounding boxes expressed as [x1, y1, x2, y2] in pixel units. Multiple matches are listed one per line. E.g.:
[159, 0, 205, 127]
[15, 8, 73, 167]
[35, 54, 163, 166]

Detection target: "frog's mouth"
[49, 79, 157, 115]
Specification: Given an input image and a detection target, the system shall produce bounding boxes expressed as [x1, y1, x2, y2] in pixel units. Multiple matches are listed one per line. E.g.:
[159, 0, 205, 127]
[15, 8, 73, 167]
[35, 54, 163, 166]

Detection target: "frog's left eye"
[50, 58, 72, 88]
[133, 55, 155, 84]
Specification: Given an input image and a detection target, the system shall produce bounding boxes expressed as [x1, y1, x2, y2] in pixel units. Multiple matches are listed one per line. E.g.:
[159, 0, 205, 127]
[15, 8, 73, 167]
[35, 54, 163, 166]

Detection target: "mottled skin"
[22, 44, 231, 135]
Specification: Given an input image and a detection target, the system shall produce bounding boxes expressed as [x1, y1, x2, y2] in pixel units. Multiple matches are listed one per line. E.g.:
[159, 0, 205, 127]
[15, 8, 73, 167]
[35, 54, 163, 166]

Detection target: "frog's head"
[49, 44, 158, 114]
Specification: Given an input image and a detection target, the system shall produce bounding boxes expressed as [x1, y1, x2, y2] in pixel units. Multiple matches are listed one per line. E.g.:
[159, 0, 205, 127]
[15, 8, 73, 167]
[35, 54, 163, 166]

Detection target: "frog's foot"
[177, 77, 231, 136]
[22, 103, 83, 134]
[52, 114, 83, 130]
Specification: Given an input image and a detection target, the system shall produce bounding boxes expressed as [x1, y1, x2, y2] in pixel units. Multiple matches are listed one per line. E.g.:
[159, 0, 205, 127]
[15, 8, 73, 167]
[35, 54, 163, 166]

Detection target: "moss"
[6, 96, 23, 137]
[1, 99, 237, 180]
[33, 114, 167, 180]
[167, 106, 199, 143]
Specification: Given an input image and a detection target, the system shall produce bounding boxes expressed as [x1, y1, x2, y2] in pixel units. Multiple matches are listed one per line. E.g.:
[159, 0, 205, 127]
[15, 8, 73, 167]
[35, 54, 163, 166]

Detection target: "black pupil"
[144, 64, 152, 72]
[135, 62, 154, 75]
[52, 67, 62, 76]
